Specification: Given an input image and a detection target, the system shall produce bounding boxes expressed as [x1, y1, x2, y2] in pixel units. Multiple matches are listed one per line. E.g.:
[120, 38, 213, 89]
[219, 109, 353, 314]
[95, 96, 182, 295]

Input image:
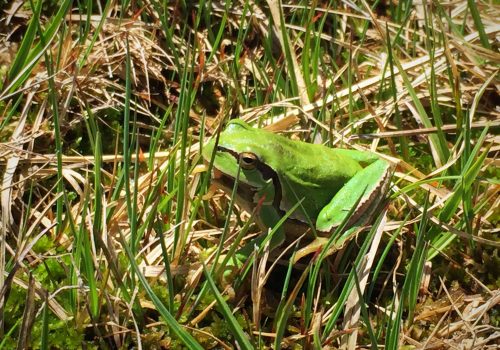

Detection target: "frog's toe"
[292, 237, 330, 263]
[204, 253, 245, 285]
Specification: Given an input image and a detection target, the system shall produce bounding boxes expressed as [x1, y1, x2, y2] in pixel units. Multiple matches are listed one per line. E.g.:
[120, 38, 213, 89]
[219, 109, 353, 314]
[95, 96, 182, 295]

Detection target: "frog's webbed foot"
[292, 228, 360, 264]
[208, 253, 247, 285]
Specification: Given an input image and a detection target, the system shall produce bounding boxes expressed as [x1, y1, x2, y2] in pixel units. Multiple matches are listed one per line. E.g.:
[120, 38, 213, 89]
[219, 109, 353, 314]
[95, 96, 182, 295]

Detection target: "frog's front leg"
[294, 159, 392, 262]
[235, 204, 286, 261]
[215, 179, 287, 283]
[214, 204, 286, 283]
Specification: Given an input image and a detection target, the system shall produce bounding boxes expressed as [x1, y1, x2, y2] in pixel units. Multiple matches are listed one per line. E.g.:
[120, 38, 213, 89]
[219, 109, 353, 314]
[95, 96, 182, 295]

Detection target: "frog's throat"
[210, 164, 282, 215]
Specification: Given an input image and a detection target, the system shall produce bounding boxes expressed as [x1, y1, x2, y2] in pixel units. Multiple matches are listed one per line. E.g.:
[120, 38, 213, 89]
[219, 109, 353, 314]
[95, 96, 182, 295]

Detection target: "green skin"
[202, 119, 392, 262]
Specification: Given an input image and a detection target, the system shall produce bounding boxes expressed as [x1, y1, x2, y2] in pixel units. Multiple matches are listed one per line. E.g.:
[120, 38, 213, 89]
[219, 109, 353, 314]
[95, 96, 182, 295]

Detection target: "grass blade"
[203, 265, 254, 350]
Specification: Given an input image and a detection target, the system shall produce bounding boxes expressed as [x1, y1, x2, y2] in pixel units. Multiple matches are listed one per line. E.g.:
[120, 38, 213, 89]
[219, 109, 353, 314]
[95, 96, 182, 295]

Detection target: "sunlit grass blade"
[203, 265, 254, 350]
[386, 38, 449, 167]
[428, 125, 489, 259]
[385, 22, 409, 161]
[367, 217, 406, 300]
[0, 319, 21, 349]
[466, 0, 491, 49]
[352, 271, 378, 350]
[77, 0, 112, 68]
[385, 195, 430, 349]
[120, 232, 204, 349]
[306, 189, 368, 333]
[123, 36, 134, 253]
[43, 43, 65, 239]
[7, 0, 42, 82]
[322, 210, 386, 339]
[157, 227, 175, 313]
[169, 39, 198, 259]
[424, 10, 448, 166]
[405, 207, 429, 323]
[4, 0, 72, 95]
[205, 0, 232, 64]
[234, 199, 304, 286]
[40, 294, 49, 350]
[273, 261, 310, 350]
[85, 132, 103, 318]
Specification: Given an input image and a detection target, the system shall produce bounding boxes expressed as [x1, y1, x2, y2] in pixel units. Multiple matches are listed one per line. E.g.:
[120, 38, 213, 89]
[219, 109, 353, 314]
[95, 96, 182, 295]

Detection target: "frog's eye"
[239, 152, 258, 170]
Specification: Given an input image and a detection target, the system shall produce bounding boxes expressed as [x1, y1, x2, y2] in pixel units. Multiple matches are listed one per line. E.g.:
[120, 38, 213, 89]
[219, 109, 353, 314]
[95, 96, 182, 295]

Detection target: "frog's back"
[220, 119, 362, 181]
[266, 136, 364, 217]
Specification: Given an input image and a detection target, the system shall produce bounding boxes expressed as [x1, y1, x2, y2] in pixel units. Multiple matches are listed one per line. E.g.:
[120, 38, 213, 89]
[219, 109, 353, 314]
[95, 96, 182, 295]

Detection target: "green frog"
[202, 119, 392, 263]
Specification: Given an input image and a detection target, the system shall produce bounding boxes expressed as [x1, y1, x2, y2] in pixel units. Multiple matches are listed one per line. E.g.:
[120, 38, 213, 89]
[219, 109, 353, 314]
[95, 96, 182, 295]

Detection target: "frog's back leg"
[316, 159, 392, 232]
[292, 160, 392, 263]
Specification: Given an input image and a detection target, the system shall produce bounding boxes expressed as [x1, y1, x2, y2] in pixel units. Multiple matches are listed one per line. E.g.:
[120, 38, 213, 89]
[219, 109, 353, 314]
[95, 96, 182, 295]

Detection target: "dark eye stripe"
[216, 146, 239, 160]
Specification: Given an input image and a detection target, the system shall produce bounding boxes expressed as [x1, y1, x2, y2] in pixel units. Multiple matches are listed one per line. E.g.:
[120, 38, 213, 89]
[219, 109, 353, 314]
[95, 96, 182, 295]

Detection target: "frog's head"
[202, 119, 279, 212]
